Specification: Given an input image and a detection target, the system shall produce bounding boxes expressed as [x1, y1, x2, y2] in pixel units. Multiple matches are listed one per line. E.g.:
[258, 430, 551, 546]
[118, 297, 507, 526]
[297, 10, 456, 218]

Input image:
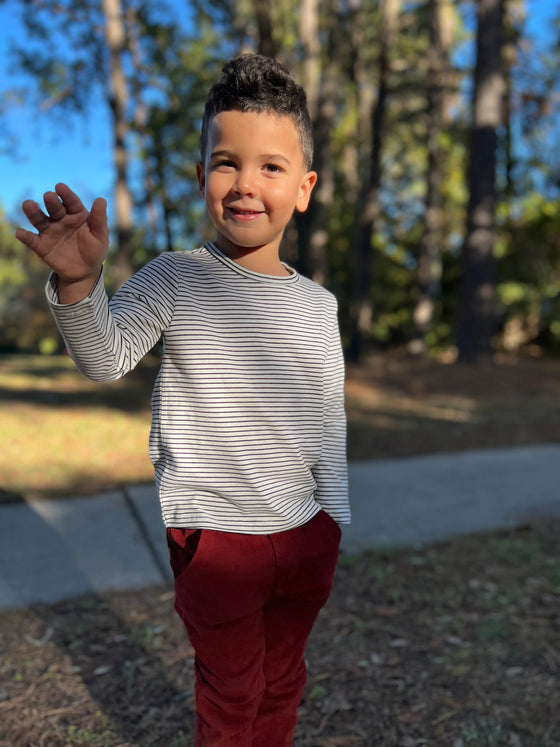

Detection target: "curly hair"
[200, 54, 314, 170]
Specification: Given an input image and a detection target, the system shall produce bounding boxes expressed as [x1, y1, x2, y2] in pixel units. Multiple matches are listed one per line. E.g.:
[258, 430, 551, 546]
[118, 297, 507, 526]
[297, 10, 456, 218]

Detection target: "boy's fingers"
[18, 186, 107, 255]
[55, 182, 86, 214]
[21, 199, 51, 232]
[15, 227, 40, 252]
[43, 191, 67, 219]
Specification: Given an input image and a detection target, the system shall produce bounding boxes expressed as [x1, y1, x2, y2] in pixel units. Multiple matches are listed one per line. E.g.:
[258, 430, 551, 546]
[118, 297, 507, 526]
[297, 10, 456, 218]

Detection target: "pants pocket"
[167, 527, 202, 579]
[318, 509, 342, 540]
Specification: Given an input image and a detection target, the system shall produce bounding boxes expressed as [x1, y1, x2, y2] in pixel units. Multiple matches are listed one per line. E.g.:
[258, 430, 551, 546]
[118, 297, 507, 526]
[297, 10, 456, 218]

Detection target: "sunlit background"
[1, 3, 560, 744]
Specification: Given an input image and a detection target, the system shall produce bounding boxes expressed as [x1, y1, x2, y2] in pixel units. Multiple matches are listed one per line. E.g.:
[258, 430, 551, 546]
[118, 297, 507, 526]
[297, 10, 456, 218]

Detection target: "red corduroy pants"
[167, 509, 341, 746]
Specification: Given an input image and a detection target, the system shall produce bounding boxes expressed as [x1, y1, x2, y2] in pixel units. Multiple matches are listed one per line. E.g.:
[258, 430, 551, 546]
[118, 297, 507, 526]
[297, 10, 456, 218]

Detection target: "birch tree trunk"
[457, 0, 505, 363]
[102, 0, 134, 288]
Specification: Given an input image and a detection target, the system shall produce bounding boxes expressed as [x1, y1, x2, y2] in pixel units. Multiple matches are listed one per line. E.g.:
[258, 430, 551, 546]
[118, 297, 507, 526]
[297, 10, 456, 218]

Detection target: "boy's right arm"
[15, 182, 109, 305]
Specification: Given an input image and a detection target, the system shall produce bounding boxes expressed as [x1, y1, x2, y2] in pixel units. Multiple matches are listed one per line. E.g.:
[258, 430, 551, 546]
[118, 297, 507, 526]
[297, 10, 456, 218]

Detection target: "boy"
[16, 54, 350, 745]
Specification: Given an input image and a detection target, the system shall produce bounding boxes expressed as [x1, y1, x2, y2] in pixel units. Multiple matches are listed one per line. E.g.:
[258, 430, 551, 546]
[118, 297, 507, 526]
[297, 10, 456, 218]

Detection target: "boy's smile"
[197, 110, 317, 270]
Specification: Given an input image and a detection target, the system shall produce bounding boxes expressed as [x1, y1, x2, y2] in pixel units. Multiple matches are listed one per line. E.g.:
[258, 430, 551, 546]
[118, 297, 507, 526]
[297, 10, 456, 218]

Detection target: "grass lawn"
[2, 350, 560, 501]
[0, 354, 158, 500]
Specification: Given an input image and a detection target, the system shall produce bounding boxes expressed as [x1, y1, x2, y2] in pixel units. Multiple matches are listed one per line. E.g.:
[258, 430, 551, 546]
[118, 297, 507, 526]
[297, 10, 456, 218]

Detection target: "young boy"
[16, 54, 350, 746]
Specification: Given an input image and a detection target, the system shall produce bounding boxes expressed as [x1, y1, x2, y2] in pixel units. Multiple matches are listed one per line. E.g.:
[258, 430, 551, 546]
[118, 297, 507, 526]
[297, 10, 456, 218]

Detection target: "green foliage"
[0, 206, 57, 352]
[3, 0, 560, 356]
[495, 193, 560, 350]
[12, 0, 105, 114]
[137, 15, 226, 256]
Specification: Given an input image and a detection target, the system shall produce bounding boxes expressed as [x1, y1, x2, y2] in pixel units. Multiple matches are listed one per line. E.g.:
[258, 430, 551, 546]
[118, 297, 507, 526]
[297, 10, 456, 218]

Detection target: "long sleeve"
[312, 319, 351, 525]
[46, 254, 178, 381]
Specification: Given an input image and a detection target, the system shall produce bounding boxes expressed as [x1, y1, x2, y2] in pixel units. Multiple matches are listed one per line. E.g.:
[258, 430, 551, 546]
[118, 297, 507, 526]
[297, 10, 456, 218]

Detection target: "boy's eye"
[264, 163, 283, 174]
[213, 159, 236, 170]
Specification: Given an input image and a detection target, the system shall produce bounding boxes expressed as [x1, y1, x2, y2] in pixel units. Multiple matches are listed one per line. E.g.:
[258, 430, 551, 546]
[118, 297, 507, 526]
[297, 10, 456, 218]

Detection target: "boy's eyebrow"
[210, 149, 292, 166]
[261, 153, 292, 166]
[209, 149, 235, 160]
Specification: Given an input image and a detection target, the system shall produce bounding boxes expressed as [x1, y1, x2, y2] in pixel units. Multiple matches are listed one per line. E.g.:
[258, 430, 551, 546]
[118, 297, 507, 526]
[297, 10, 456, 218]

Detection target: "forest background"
[1, 7, 559, 743]
[0, 0, 559, 364]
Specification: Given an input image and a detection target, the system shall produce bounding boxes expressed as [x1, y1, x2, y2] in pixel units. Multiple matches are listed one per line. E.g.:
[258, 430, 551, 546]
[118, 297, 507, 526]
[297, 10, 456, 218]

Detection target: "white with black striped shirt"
[47, 242, 350, 533]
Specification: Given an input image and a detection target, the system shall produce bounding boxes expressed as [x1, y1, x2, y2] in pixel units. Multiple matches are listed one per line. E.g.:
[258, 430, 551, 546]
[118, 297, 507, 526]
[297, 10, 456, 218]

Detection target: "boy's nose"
[234, 170, 258, 197]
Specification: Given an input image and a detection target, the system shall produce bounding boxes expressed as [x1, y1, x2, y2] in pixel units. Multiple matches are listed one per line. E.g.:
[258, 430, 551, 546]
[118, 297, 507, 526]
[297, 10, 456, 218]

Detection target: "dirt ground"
[1, 521, 558, 747]
[345, 352, 560, 460]
[1, 352, 559, 746]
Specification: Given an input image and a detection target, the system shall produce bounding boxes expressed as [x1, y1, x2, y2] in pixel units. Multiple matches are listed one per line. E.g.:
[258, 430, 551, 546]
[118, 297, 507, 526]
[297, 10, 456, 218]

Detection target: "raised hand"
[16, 183, 109, 294]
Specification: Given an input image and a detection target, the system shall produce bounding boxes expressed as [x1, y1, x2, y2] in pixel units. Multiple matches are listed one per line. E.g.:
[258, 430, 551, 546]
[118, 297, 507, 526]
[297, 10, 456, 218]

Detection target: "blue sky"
[0, 0, 558, 226]
[0, 0, 124, 222]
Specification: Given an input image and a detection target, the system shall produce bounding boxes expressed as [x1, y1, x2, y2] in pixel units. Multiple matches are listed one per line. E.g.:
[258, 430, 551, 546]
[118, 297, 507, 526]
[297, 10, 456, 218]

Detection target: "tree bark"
[347, 0, 400, 363]
[457, 0, 505, 364]
[299, 0, 321, 120]
[102, 0, 135, 288]
[253, 0, 277, 58]
[408, 0, 451, 356]
[296, 0, 336, 286]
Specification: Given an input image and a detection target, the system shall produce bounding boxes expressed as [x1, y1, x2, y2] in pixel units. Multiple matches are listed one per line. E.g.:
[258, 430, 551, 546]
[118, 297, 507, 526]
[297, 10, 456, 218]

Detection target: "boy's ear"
[196, 162, 205, 195]
[295, 171, 317, 213]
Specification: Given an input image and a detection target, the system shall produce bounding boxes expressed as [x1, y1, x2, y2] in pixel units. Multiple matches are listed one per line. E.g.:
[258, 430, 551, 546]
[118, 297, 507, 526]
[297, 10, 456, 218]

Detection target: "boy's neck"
[214, 240, 292, 277]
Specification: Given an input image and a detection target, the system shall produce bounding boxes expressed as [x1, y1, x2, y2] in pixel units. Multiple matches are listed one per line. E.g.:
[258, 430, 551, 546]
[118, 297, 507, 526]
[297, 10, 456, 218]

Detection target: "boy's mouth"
[227, 206, 264, 221]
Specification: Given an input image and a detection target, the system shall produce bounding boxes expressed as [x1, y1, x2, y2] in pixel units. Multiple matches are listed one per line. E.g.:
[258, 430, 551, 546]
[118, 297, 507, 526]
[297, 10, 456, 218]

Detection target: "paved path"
[1, 444, 559, 611]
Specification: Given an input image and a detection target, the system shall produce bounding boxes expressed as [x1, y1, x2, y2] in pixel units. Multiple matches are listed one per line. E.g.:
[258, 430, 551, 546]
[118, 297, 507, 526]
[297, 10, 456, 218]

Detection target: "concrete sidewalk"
[1, 444, 559, 612]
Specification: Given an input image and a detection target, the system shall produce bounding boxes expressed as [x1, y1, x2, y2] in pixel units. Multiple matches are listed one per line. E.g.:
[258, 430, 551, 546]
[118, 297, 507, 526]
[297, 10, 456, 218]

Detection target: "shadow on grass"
[0, 386, 152, 412]
[0, 501, 195, 745]
[0, 353, 159, 410]
[32, 592, 196, 745]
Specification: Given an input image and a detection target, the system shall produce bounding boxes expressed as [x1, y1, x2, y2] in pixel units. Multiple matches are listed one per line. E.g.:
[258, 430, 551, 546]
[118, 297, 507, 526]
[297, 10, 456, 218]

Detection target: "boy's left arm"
[312, 320, 351, 525]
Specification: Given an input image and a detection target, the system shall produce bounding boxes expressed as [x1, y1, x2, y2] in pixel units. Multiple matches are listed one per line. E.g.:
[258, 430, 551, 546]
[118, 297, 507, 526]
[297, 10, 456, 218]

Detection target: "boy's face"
[197, 110, 317, 260]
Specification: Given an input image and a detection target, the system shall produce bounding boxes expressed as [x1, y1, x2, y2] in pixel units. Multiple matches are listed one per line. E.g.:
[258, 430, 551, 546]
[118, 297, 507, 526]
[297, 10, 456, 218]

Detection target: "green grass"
[0, 354, 158, 500]
[2, 351, 560, 501]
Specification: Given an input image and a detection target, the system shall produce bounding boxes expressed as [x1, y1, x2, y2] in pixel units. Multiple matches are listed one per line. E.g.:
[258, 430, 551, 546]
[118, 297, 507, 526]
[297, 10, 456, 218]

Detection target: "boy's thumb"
[89, 198, 109, 242]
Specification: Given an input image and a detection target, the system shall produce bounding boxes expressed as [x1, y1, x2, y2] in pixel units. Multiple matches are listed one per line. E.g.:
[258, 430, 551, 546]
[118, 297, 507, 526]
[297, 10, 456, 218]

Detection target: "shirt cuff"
[45, 269, 104, 307]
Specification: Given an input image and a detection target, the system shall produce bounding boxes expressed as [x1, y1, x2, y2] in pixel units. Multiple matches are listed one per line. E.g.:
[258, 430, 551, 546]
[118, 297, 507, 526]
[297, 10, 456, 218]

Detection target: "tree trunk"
[501, 4, 518, 218]
[408, 0, 451, 356]
[154, 134, 175, 254]
[253, 0, 277, 58]
[347, 0, 400, 363]
[457, 0, 505, 364]
[299, 0, 321, 120]
[296, 0, 336, 286]
[102, 0, 135, 288]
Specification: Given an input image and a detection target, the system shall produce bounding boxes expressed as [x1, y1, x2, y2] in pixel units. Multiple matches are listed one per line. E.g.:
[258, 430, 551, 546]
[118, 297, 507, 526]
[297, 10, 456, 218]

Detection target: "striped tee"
[47, 241, 350, 533]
